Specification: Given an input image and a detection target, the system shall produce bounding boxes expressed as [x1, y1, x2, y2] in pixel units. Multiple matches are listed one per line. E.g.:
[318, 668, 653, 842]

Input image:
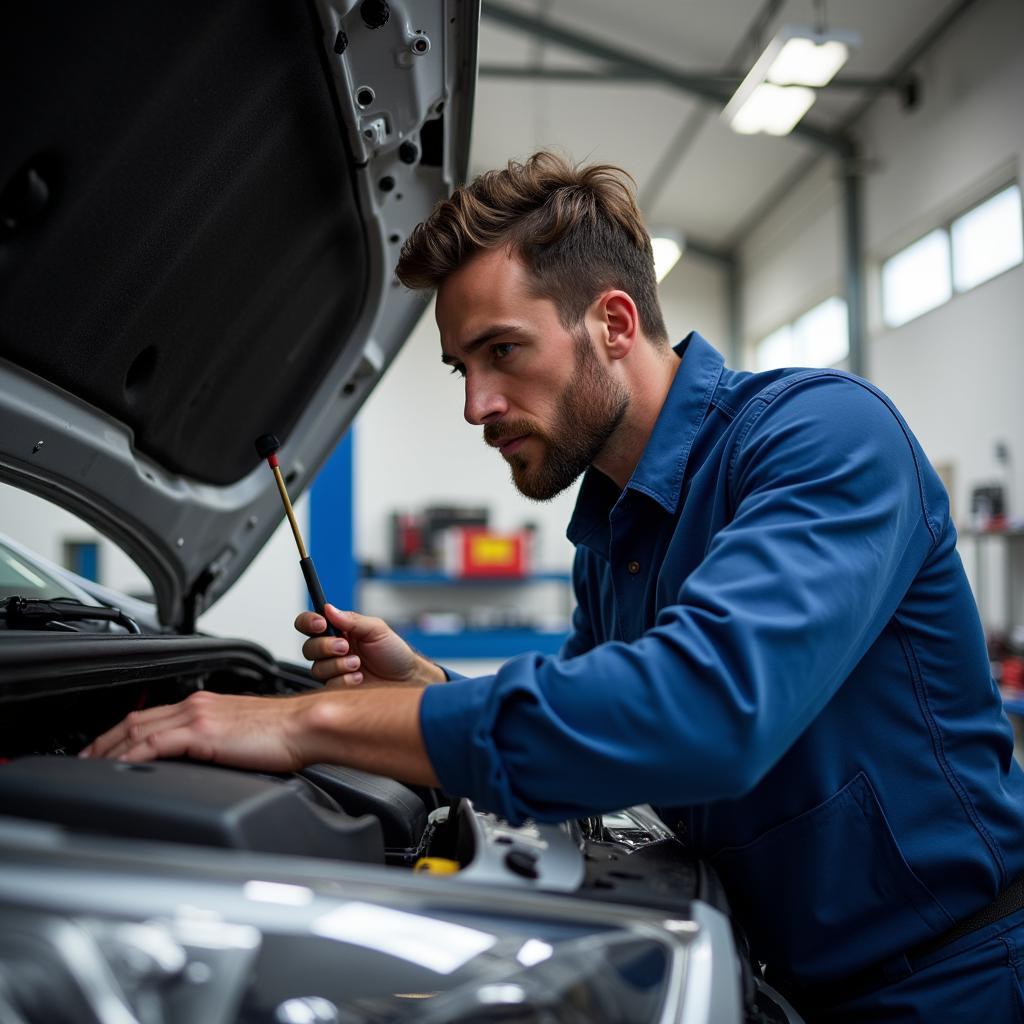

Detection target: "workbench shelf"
[357, 568, 573, 660]
[959, 526, 1024, 634]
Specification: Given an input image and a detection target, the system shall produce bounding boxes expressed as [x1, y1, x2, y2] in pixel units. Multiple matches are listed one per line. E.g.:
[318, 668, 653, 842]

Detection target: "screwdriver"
[254, 434, 341, 638]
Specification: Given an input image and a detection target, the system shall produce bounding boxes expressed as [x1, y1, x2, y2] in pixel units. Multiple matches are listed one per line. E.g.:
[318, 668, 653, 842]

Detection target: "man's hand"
[295, 604, 445, 689]
[79, 686, 440, 786]
[78, 690, 318, 770]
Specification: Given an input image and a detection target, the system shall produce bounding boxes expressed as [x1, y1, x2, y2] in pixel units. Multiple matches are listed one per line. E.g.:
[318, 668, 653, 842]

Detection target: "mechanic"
[83, 152, 1024, 1021]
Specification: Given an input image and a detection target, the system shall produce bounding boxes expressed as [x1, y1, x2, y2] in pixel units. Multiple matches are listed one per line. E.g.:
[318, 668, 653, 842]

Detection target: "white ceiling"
[468, 0, 973, 254]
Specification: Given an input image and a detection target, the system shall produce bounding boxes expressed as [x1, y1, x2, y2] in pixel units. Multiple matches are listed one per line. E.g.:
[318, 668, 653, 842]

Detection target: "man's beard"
[485, 325, 629, 501]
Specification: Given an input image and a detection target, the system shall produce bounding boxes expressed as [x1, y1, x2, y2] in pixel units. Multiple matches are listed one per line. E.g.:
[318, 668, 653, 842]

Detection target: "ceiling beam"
[479, 66, 901, 93]
[638, 0, 789, 233]
[482, 0, 848, 152]
[728, 0, 982, 250]
[679, 238, 733, 266]
[837, 0, 980, 133]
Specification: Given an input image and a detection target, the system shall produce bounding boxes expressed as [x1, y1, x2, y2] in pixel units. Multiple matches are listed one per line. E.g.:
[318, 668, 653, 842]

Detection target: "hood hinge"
[180, 567, 217, 634]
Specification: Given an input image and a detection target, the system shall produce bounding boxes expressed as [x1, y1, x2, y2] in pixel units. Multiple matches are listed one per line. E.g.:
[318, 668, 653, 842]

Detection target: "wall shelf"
[361, 569, 572, 585]
[397, 627, 567, 659]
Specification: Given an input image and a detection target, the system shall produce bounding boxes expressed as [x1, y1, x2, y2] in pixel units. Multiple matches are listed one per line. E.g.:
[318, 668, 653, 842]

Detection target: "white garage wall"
[740, 158, 843, 346]
[196, 496, 309, 663]
[738, 0, 1024, 629]
[660, 252, 731, 355]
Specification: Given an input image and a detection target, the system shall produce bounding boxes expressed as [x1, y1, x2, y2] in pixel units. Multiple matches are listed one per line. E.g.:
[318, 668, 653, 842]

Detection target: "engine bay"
[0, 641, 800, 1022]
[0, 665, 720, 913]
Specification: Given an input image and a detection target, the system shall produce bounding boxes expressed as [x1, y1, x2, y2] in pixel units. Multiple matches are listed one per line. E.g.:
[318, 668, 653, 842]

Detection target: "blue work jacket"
[420, 332, 1024, 986]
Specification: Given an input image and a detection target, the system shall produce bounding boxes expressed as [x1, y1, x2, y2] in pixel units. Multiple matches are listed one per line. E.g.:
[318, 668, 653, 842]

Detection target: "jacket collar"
[567, 332, 724, 553]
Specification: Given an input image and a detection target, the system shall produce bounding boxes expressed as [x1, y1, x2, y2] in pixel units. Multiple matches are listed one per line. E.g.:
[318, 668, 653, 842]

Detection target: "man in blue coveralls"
[85, 153, 1024, 1020]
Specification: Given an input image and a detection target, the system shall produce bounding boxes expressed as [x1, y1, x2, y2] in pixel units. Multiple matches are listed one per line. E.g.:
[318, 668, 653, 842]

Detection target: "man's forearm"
[299, 686, 441, 786]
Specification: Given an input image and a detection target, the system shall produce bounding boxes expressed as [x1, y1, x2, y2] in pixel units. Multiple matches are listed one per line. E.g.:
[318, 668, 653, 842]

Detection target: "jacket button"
[627, 560, 641, 575]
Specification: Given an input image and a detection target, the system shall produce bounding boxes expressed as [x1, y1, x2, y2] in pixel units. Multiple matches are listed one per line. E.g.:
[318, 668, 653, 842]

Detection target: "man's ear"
[597, 291, 640, 360]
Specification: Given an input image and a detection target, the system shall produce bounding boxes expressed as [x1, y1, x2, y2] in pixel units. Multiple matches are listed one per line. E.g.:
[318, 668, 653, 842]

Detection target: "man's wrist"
[292, 687, 438, 785]
[284, 691, 332, 766]
[292, 690, 351, 766]
[416, 654, 447, 685]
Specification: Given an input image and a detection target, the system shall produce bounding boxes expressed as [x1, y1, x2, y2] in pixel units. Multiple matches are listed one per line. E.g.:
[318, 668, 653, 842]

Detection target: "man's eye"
[449, 364, 466, 378]
[492, 343, 515, 361]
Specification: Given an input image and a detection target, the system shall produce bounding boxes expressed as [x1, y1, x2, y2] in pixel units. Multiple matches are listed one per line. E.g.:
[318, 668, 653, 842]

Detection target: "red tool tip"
[267, 453, 279, 468]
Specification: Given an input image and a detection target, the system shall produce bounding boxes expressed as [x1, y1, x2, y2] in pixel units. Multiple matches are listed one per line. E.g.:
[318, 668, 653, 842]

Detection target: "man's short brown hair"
[396, 151, 669, 344]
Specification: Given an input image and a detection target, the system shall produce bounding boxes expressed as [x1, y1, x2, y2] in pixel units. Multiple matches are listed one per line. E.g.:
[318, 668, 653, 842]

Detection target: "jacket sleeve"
[419, 376, 940, 823]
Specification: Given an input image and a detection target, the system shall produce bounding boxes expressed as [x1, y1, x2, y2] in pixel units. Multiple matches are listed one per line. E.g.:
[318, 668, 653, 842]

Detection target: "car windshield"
[0, 540, 84, 603]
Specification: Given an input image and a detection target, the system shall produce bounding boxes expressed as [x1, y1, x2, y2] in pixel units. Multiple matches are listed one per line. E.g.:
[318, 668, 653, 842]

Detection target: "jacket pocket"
[710, 771, 952, 984]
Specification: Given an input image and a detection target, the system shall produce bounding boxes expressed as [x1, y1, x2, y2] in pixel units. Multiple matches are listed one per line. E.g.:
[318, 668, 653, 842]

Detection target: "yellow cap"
[413, 857, 461, 875]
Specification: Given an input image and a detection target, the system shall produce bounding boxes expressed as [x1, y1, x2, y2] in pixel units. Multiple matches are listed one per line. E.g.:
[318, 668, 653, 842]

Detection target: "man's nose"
[463, 374, 508, 425]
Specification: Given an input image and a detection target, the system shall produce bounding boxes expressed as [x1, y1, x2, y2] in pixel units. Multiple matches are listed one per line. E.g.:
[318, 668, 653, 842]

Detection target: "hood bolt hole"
[360, 0, 390, 29]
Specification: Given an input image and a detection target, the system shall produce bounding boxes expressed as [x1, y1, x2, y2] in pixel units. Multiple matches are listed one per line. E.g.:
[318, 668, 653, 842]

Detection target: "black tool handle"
[299, 556, 342, 638]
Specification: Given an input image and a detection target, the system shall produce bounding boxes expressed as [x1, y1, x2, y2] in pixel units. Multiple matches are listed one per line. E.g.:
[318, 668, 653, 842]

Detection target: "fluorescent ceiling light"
[651, 230, 685, 282]
[722, 24, 859, 137]
[767, 37, 850, 87]
[729, 83, 815, 136]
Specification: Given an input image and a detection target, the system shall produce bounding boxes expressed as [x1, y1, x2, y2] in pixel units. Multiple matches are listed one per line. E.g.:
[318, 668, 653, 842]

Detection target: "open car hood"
[0, 0, 477, 629]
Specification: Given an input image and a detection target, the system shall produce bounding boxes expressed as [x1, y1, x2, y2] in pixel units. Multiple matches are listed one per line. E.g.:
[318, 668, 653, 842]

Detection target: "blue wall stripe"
[309, 428, 356, 613]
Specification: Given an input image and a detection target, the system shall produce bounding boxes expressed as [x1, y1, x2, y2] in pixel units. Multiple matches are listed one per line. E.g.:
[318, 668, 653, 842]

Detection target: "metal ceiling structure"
[473, 0, 983, 376]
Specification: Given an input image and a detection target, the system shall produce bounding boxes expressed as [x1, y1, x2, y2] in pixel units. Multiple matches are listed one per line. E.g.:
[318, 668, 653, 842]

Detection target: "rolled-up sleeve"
[420, 376, 939, 824]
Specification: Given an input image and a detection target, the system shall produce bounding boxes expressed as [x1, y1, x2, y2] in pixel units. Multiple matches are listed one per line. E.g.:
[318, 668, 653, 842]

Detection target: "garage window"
[755, 324, 797, 371]
[951, 184, 1023, 293]
[881, 229, 953, 329]
[881, 182, 1023, 330]
[755, 296, 849, 371]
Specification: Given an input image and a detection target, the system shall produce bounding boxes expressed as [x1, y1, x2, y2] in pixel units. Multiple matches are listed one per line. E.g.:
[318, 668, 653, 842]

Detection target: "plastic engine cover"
[0, 756, 383, 862]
